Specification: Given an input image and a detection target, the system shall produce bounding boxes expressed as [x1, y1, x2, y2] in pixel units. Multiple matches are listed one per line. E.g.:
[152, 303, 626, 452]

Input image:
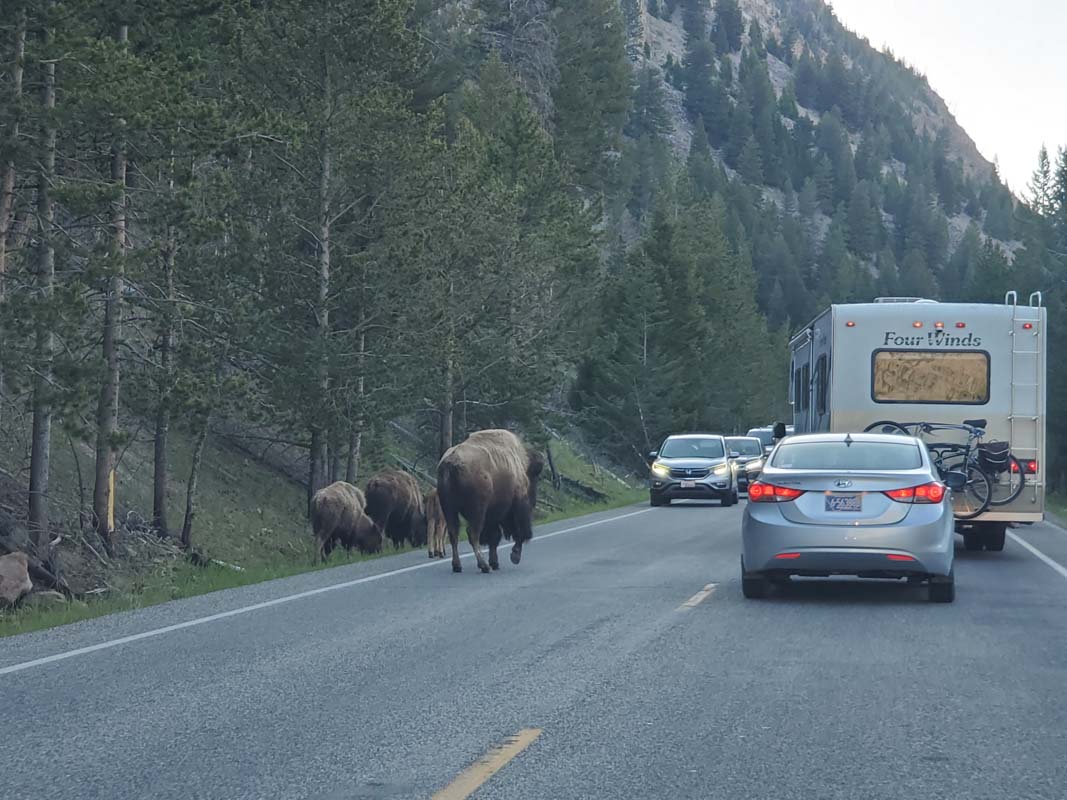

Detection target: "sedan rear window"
[771, 441, 923, 471]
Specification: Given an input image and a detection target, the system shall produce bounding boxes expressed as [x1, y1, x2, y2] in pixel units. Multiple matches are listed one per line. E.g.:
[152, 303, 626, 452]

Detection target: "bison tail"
[436, 462, 463, 535]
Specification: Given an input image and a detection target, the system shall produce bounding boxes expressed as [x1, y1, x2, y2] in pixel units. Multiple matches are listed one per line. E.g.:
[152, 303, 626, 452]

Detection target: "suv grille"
[670, 467, 711, 478]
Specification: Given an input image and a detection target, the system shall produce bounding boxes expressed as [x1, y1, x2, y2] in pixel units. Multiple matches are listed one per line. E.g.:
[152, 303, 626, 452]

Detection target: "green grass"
[1, 433, 642, 638]
[1047, 493, 1067, 522]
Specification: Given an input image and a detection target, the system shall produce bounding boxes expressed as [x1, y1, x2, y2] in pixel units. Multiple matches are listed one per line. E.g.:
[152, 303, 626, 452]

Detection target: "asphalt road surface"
[4, 501, 1067, 800]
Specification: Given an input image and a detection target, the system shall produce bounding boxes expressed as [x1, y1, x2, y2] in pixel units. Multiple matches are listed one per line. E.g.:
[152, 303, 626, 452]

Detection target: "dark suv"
[648, 434, 739, 507]
[724, 436, 765, 493]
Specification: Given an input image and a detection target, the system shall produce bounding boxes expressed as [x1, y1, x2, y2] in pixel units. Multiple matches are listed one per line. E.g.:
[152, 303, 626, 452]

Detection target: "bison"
[364, 469, 427, 550]
[309, 481, 381, 561]
[425, 488, 448, 559]
[437, 429, 544, 574]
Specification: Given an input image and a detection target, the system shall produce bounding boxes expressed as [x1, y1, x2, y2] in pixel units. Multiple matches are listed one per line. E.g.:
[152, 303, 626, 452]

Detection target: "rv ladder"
[1007, 292, 1044, 500]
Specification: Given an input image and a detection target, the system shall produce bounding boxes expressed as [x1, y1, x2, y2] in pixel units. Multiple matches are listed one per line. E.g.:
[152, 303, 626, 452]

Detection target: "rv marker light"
[1023, 323, 1034, 330]
[956, 322, 966, 328]
[845, 321, 856, 328]
[913, 321, 923, 328]
[934, 321, 945, 329]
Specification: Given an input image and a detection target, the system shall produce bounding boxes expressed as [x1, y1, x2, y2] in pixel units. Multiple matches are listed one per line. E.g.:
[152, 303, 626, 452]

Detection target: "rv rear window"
[872, 350, 990, 404]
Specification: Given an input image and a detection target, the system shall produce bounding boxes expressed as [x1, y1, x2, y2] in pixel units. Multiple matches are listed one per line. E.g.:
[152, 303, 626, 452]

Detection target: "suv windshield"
[771, 441, 923, 471]
[727, 438, 763, 456]
[660, 437, 725, 459]
[747, 429, 773, 447]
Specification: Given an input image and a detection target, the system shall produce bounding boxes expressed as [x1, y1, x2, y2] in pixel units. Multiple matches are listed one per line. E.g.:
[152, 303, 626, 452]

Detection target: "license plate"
[826, 494, 862, 512]
[681, 480, 697, 489]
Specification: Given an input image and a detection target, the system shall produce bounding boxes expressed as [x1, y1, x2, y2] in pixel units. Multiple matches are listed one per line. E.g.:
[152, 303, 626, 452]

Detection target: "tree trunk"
[345, 319, 366, 484]
[440, 282, 455, 458]
[329, 435, 340, 483]
[27, 28, 56, 556]
[440, 352, 454, 458]
[153, 227, 176, 537]
[309, 62, 333, 502]
[0, 5, 26, 290]
[346, 427, 361, 483]
[93, 23, 129, 551]
[180, 417, 210, 551]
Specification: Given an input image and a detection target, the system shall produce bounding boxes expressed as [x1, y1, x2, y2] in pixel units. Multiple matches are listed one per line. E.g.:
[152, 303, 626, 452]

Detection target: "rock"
[22, 590, 67, 608]
[0, 552, 32, 606]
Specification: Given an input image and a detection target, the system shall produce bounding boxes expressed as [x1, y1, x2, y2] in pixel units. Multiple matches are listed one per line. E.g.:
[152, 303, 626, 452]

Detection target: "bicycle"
[862, 419, 1009, 520]
[864, 419, 1026, 508]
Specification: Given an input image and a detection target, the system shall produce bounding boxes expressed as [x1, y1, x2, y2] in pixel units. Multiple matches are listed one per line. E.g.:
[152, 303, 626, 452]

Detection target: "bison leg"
[445, 516, 462, 573]
[488, 537, 499, 570]
[510, 505, 534, 565]
[464, 508, 492, 574]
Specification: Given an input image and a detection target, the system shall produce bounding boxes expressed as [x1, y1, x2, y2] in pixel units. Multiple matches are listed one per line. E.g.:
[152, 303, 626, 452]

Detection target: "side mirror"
[647, 451, 658, 462]
[729, 451, 741, 459]
[943, 471, 968, 492]
[773, 422, 787, 439]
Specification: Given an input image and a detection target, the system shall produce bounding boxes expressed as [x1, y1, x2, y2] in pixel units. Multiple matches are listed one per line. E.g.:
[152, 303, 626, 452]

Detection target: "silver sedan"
[741, 433, 960, 602]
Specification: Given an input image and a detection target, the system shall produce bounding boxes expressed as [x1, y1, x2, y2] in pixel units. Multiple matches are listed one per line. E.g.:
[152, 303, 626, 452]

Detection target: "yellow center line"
[678, 583, 718, 610]
[432, 728, 543, 800]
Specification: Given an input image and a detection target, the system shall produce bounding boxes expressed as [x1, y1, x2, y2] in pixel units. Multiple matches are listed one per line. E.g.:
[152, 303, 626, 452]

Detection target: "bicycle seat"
[963, 419, 987, 429]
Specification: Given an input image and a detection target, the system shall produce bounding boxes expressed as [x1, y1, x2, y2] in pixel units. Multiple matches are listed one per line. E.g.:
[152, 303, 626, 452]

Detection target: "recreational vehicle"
[788, 293, 1046, 544]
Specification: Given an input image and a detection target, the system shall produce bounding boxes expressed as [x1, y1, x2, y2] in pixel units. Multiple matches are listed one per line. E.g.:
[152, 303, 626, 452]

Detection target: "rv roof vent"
[874, 296, 938, 304]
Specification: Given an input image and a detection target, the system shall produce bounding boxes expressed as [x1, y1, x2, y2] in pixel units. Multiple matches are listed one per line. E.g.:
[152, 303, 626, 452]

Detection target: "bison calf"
[425, 488, 448, 559]
[364, 470, 427, 550]
[437, 429, 544, 574]
[309, 482, 381, 562]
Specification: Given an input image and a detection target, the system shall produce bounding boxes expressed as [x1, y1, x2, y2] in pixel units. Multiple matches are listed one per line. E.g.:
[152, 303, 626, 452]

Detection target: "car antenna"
[844, 433, 854, 447]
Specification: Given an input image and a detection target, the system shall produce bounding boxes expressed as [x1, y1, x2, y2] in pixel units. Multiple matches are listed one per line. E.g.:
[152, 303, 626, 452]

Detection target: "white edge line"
[0, 507, 652, 677]
[1007, 531, 1067, 581]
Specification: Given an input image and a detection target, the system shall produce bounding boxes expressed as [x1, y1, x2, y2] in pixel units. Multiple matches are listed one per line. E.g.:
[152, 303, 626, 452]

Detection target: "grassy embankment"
[0, 427, 642, 637]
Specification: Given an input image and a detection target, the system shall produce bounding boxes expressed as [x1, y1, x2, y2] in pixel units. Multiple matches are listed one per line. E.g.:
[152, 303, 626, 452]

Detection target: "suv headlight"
[651, 462, 670, 478]
[713, 463, 729, 476]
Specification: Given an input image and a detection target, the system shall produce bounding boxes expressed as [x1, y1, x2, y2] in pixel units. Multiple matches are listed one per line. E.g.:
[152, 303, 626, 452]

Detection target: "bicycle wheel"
[987, 455, 1026, 506]
[950, 463, 993, 520]
[864, 420, 911, 435]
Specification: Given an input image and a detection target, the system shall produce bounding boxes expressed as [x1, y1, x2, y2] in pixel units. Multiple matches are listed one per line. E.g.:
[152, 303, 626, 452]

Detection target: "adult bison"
[437, 429, 544, 574]
[425, 488, 448, 559]
[364, 469, 427, 550]
[309, 482, 381, 561]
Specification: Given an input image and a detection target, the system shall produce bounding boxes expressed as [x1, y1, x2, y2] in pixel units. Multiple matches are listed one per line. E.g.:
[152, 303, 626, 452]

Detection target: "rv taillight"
[913, 321, 923, 328]
[846, 321, 856, 328]
[1010, 460, 1039, 475]
[1023, 323, 1034, 330]
[955, 322, 966, 329]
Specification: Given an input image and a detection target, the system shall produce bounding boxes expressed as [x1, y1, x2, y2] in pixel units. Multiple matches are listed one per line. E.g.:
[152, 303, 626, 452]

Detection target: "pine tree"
[799, 177, 819, 220]
[1026, 145, 1052, 218]
[778, 81, 799, 120]
[552, 0, 631, 192]
[711, 0, 744, 52]
[738, 136, 764, 184]
[725, 96, 754, 167]
[847, 181, 879, 257]
[628, 64, 673, 140]
[794, 49, 820, 109]
[898, 249, 939, 298]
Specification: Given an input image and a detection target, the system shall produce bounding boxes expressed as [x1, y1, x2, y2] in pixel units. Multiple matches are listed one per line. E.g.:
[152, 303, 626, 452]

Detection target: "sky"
[825, 0, 1067, 197]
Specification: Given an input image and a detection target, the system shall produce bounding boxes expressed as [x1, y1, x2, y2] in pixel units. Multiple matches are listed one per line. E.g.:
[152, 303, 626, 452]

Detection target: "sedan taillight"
[884, 482, 946, 504]
[748, 481, 805, 503]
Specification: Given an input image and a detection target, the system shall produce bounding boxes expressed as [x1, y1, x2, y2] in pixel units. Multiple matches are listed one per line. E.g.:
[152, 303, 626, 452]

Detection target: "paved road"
[3, 502, 1067, 799]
